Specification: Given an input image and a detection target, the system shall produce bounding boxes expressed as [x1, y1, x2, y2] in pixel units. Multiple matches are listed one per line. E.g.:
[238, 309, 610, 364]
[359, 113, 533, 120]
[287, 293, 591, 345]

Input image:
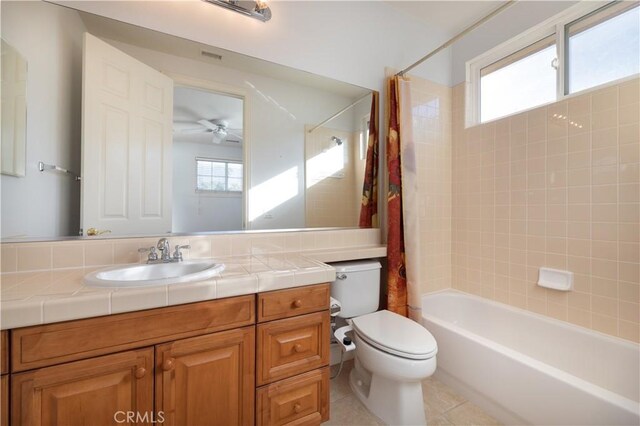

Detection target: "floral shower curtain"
[386, 76, 407, 316]
[359, 92, 379, 228]
[386, 75, 419, 318]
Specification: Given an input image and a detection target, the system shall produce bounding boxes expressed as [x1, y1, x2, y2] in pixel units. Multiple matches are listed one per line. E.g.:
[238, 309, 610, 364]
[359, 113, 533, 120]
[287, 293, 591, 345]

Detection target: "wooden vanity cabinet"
[256, 284, 331, 426]
[7, 296, 256, 426]
[4, 284, 332, 426]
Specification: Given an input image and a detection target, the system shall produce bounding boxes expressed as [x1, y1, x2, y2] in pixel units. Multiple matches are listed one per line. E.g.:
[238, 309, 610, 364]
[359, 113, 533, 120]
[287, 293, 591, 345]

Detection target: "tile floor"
[327, 361, 502, 426]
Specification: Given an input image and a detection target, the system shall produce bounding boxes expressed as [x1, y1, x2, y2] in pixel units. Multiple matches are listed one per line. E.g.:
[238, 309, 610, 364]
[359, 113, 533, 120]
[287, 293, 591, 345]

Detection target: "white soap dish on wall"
[538, 267, 573, 291]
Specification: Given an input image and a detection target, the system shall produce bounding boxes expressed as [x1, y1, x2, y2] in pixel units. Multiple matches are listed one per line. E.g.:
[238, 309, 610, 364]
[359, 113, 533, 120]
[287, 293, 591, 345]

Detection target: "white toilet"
[330, 260, 438, 426]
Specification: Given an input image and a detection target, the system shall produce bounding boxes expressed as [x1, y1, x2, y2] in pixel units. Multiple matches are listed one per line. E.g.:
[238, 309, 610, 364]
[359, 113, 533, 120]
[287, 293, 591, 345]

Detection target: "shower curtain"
[359, 92, 379, 228]
[386, 75, 420, 318]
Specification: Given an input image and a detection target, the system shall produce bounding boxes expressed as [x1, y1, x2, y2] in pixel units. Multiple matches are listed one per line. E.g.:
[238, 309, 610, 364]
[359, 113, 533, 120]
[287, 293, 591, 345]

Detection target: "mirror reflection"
[173, 87, 244, 232]
[0, 1, 376, 240]
[1, 39, 27, 178]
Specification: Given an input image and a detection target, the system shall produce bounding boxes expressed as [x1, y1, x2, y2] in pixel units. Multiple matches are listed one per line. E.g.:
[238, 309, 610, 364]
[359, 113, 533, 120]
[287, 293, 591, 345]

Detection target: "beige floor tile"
[326, 394, 384, 426]
[330, 361, 355, 402]
[422, 377, 467, 421]
[429, 415, 455, 426]
[327, 361, 498, 426]
[444, 402, 502, 426]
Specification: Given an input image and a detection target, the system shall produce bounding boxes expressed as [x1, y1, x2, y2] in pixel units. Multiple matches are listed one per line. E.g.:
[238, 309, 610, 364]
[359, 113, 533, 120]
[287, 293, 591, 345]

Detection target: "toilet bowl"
[329, 261, 438, 426]
[347, 309, 437, 426]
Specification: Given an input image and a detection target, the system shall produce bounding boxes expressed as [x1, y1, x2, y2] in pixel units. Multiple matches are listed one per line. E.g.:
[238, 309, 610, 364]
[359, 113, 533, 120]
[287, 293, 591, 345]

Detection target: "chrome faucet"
[138, 238, 191, 264]
[157, 238, 171, 261]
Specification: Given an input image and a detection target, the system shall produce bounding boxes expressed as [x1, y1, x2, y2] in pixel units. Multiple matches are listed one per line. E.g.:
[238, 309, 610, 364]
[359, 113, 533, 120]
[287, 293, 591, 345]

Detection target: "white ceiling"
[383, 1, 505, 38]
[79, 10, 371, 100]
[173, 86, 244, 144]
[173, 87, 243, 130]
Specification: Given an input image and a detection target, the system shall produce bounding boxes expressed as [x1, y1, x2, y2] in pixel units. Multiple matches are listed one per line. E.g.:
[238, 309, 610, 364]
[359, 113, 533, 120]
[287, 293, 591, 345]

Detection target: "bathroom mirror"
[1, 39, 27, 178]
[0, 1, 377, 240]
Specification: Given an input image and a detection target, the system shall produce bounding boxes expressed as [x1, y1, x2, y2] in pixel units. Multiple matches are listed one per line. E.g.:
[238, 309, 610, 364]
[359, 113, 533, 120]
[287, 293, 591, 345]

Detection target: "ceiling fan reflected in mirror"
[175, 119, 243, 144]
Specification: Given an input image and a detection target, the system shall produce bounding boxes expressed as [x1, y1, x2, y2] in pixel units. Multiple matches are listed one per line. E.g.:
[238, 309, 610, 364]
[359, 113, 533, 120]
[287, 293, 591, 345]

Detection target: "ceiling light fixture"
[203, 0, 272, 22]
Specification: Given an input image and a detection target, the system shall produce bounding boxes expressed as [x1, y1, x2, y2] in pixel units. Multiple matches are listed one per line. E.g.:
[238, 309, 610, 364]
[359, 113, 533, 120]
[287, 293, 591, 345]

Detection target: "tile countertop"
[0, 246, 387, 330]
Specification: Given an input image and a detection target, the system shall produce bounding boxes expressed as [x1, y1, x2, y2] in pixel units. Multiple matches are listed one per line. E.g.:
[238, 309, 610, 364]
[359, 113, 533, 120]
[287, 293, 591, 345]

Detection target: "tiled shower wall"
[408, 76, 453, 296]
[452, 78, 640, 342]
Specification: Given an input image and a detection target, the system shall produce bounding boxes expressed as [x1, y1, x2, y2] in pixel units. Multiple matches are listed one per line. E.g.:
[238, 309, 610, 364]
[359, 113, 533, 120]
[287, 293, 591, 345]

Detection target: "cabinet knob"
[292, 299, 303, 308]
[293, 344, 303, 353]
[135, 367, 146, 379]
[163, 358, 175, 371]
[293, 403, 302, 413]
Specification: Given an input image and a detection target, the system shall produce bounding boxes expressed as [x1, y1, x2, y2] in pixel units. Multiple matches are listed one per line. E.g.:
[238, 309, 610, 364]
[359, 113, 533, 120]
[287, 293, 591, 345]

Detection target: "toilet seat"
[351, 310, 438, 360]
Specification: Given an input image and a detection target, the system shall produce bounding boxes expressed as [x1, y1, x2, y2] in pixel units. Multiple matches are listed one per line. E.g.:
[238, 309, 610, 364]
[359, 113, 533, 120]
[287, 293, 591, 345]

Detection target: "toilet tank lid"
[330, 260, 382, 273]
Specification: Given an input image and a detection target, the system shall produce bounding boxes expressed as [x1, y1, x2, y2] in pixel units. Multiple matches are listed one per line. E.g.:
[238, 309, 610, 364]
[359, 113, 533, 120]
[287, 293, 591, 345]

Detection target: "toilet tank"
[330, 260, 381, 318]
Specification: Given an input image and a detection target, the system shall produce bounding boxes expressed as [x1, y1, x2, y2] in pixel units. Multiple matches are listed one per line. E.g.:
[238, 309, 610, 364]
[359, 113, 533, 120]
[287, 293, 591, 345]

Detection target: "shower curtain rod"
[308, 92, 372, 133]
[396, 0, 517, 77]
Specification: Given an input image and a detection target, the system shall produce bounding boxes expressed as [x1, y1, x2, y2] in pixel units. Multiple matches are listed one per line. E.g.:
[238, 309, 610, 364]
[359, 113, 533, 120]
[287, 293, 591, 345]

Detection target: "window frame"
[466, 0, 640, 127]
[195, 157, 243, 195]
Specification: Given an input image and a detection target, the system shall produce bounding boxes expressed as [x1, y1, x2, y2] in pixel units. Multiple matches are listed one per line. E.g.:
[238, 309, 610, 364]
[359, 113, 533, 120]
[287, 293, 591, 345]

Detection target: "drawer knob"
[292, 299, 303, 308]
[293, 403, 302, 413]
[135, 367, 146, 379]
[163, 358, 175, 371]
[293, 344, 303, 353]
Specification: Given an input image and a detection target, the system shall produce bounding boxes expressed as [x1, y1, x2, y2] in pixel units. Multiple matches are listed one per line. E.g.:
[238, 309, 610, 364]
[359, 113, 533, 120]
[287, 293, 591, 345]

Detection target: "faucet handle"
[173, 244, 191, 261]
[138, 246, 158, 261]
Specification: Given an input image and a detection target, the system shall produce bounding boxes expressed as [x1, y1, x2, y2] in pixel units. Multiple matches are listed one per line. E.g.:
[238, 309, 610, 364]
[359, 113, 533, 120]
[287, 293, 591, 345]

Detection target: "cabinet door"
[1, 375, 8, 426]
[11, 348, 153, 426]
[156, 326, 255, 426]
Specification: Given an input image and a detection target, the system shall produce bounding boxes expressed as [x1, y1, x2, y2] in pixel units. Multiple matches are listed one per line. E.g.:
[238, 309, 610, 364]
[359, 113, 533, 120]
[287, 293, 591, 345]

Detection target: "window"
[566, 2, 640, 94]
[480, 35, 557, 123]
[196, 158, 242, 193]
[467, 1, 640, 125]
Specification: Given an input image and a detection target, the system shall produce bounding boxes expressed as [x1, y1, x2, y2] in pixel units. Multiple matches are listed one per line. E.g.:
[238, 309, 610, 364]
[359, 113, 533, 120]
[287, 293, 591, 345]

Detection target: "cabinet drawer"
[257, 312, 330, 386]
[256, 367, 329, 426]
[12, 295, 255, 372]
[258, 284, 329, 323]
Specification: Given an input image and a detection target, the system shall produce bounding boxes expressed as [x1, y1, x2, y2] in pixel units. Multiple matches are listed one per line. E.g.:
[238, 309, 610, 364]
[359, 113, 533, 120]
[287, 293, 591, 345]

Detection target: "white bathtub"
[420, 290, 640, 426]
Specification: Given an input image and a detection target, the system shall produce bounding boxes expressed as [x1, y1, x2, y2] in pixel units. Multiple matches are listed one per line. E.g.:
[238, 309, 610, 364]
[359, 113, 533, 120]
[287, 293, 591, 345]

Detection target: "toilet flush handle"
[336, 273, 347, 280]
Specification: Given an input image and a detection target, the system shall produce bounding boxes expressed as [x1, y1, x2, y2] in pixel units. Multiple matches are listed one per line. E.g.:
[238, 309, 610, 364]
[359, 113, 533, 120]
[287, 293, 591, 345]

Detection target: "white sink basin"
[84, 261, 225, 288]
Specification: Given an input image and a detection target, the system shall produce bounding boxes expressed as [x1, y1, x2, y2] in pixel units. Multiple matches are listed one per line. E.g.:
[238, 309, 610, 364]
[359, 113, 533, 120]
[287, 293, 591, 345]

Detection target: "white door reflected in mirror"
[81, 33, 174, 236]
[1, 39, 27, 177]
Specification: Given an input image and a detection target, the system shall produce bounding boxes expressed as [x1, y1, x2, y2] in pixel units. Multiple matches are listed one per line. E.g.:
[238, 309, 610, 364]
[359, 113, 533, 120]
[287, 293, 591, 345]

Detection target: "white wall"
[0, 1, 85, 238]
[172, 140, 243, 232]
[56, 0, 453, 91]
[451, 0, 578, 85]
[107, 39, 360, 229]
